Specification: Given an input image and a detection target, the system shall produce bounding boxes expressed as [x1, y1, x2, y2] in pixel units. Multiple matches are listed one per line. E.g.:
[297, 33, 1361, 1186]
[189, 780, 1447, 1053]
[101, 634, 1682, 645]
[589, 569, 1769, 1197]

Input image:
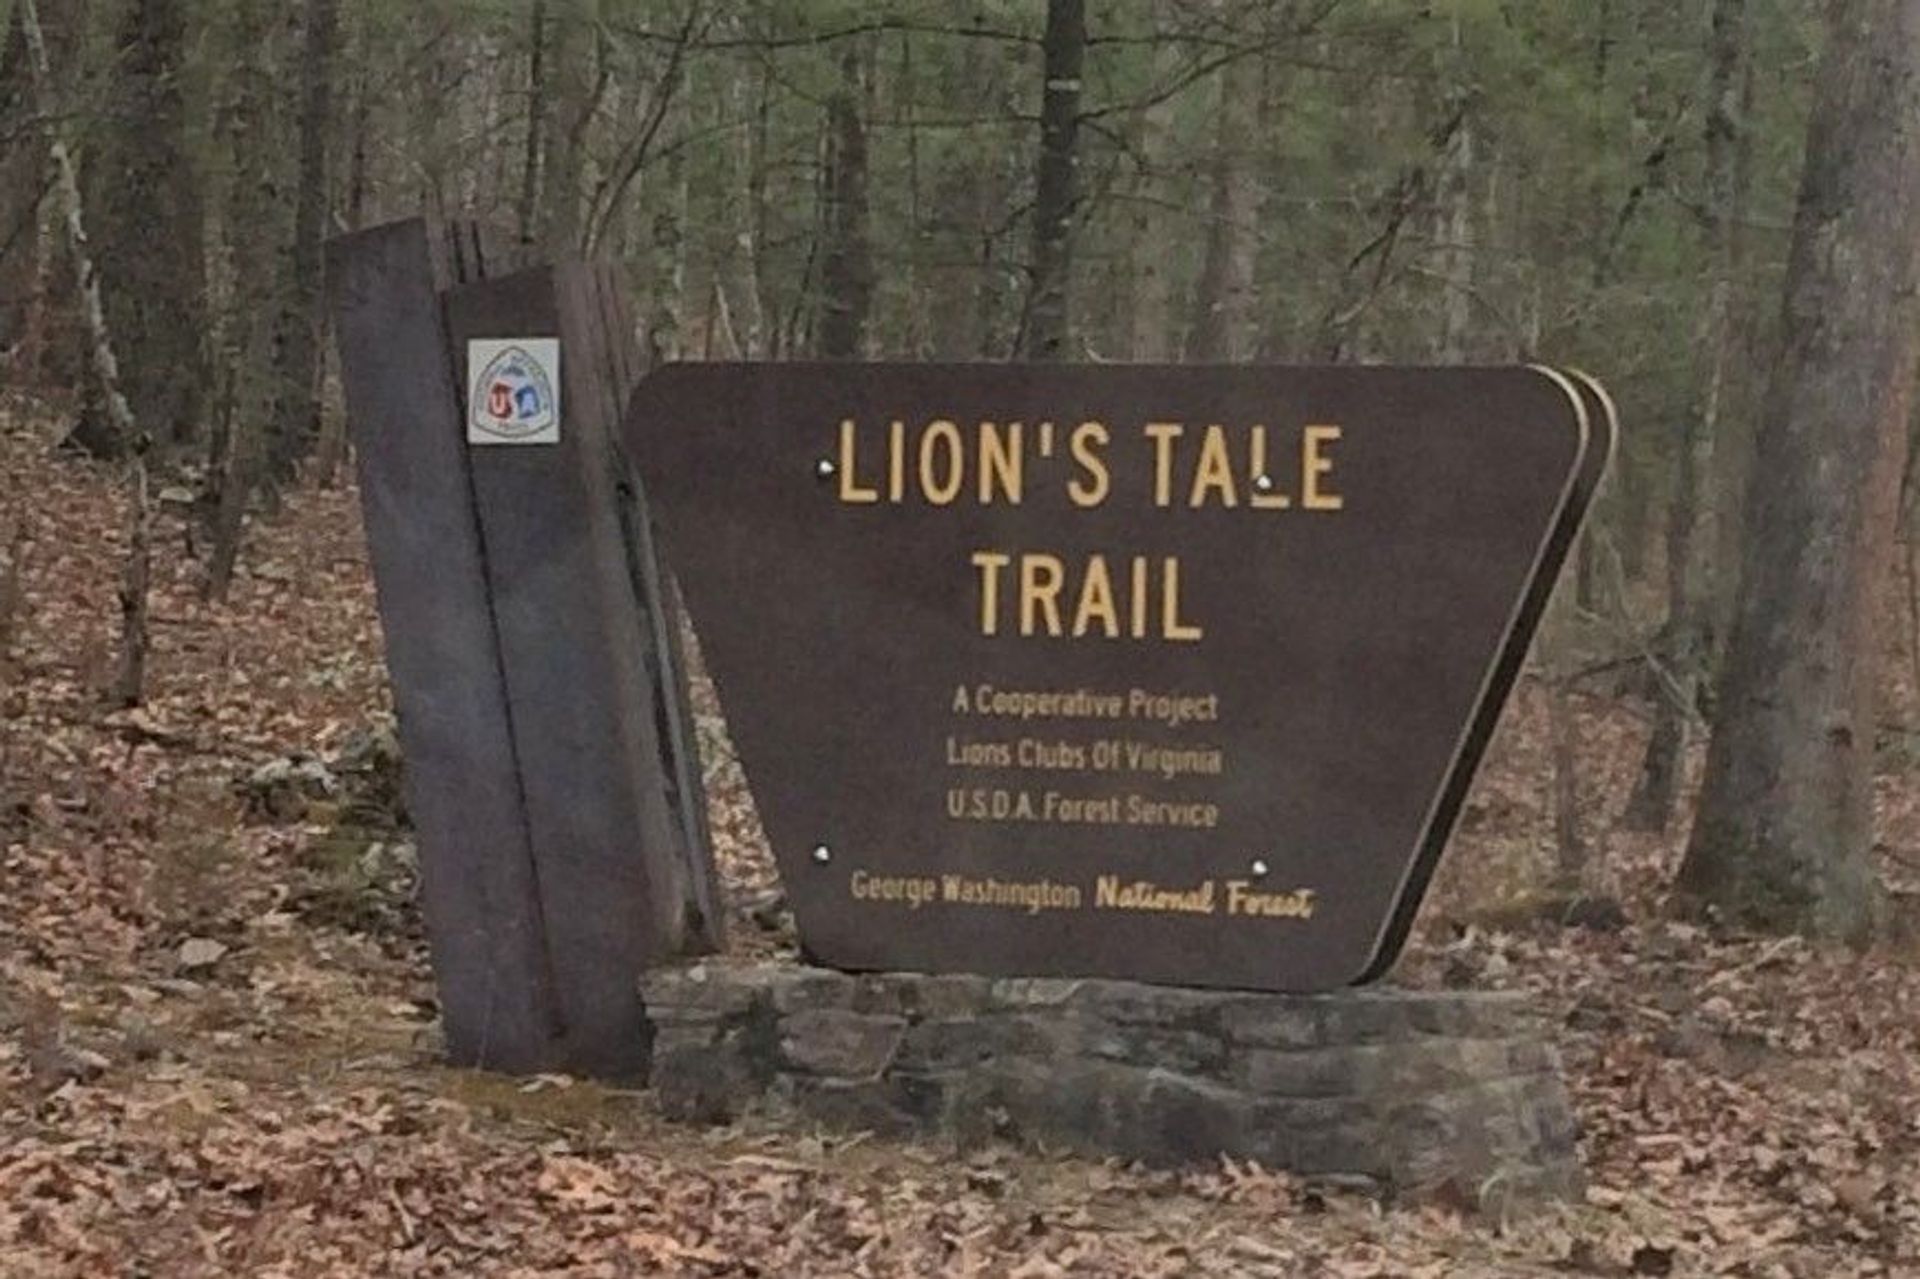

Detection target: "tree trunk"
[816, 48, 872, 359]
[1017, 0, 1085, 361]
[1185, 52, 1259, 363]
[540, 0, 599, 257]
[0, 516, 26, 689]
[1625, 0, 1747, 831]
[206, 0, 283, 594]
[268, 0, 337, 482]
[1679, 0, 1920, 940]
[1434, 114, 1475, 362]
[1575, 17, 1605, 616]
[110, 455, 153, 708]
[0, 2, 49, 376]
[19, 0, 140, 456]
[1433, 13, 1475, 363]
[205, 419, 258, 603]
[747, 53, 780, 357]
[345, 54, 371, 232]
[1126, 13, 1180, 361]
[87, 0, 208, 453]
[517, 0, 548, 253]
[1707, 48, 1764, 650]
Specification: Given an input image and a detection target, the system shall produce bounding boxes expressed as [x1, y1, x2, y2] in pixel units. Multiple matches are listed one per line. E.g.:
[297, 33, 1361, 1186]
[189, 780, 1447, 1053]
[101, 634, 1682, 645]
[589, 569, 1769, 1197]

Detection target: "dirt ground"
[3, 402, 1918, 1276]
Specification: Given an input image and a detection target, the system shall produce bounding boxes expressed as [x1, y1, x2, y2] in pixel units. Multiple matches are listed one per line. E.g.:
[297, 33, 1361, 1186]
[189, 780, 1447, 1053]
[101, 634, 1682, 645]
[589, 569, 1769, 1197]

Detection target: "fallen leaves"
[5, 405, 1920, 1275]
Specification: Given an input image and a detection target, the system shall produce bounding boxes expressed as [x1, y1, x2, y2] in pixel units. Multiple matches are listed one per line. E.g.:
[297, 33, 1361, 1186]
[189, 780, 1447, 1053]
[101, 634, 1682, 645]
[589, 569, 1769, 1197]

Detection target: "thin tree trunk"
[88, 0, 208, 453]
[344, 34, 372, 234]
[19, 0, 139, 454]
[517, 0, 548, 253]
[269, 0, 338, 482]
[1434, 122, 1474, 359]
[816, 48, 872, 359]
[205, 421, 257, 603]
[540, 0, 600, 256]
[747, 51, 779, 357]
[1549, 677, 1587, 890]
[1185, 51, 1259, 363]
[0, 2, 48, 372]
[1017, 0, 1085, 361]
[1625, 0, 1746, 831]
[1433, 13, 1475, 363]
[110, 454, 153, 707]
[1129, 4, 1180, 361]
[1707, 49, 1763, 649]
[897, 29, 928, 359]
[0, 516, 26, 689]
[12, 214, 53, 386]
[206, 0, 281, 593]
[1679, 0, 1920, 941]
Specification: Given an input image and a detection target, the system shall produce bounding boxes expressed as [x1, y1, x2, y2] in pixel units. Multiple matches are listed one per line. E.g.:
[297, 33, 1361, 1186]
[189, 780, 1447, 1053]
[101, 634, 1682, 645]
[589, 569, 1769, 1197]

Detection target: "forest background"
[5, 0, 1920, 1273]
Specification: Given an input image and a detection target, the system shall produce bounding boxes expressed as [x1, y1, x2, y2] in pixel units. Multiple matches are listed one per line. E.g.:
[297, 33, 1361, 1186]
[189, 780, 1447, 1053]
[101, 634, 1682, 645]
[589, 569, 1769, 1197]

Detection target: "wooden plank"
[324, 218, 559, 1072]
[590, 265, 724, 950]
[445, 263, 693, 1078]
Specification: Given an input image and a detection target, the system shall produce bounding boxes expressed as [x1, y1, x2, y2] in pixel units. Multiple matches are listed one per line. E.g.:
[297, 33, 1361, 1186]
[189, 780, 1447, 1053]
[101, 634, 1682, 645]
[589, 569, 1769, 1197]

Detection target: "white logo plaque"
[468, 338, 561, 445]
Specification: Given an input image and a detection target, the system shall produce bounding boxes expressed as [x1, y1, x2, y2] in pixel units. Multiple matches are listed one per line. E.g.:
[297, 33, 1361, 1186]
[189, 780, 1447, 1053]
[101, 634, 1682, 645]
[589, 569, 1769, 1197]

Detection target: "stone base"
[641, 962, 1580, 1209]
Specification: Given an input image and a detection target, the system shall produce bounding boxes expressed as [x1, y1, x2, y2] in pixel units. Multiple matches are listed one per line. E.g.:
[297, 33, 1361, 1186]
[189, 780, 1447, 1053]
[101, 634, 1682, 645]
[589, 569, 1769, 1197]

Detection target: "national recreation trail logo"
[467, 338, 561, 445]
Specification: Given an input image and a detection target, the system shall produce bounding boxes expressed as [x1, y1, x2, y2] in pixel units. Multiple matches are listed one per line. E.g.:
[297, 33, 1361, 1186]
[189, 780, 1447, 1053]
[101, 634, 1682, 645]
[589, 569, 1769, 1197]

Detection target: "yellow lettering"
[1163, 557, 1203, 642]
[1189, 425, 1238, 509]
[1145, 422, 1183, 508]
[1247, 425, 1292, 509]
[1129, 556, 1150, 638]
[920, 420, 964, 505]
[972, 551, 1011, 636]
[1072, 555, 1120, 638]
[1067, 421, 1110, 507]
[1303, 425, 1343, 511]
[979, 422, 1024, 505]
[837, 419, 878, 503]
[1020, 555, 1066, 637]
[888, 419, 907, 502]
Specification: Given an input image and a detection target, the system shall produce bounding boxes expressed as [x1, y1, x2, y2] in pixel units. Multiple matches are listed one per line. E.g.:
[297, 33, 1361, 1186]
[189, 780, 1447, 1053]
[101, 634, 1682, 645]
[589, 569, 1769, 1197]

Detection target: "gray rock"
[175, 937, 229, 972]
[764, 968, 856, 1015]
[240, 756, 337, 822]
[636, 961, 1580, 1210]
[653, 1043, 757, 1125]
[988, 977, 1084, 1008]
[1217, 999, 1322, 1049]
[1234, 1046, 1368, 1097]
[642, 965, 762, 1018]
[852, 973, 992, 1019]
[778, 1009, 904, 1078]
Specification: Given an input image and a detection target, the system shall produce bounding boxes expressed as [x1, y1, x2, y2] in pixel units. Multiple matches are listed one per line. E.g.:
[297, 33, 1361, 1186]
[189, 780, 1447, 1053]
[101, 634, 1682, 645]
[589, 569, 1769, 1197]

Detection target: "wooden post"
[328, 218, 718, 1080]
[442, 262, 708, 1076]
[325, 219, 561, 1073]
[586, 264, 724, 946]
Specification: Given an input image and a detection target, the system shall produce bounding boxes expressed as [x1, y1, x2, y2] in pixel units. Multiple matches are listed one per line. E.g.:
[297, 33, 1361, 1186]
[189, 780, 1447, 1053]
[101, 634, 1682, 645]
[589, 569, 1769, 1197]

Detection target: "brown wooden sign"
[625, 365, 1608, 991]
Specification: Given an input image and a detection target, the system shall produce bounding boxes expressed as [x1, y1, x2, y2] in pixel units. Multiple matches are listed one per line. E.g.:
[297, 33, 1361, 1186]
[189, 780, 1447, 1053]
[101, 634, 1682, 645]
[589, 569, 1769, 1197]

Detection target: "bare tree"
[18, 0, 139, 454]
[0, 3, 50, 379]
[268, 0, 339, 481]
[1680, 0, 1920, 939]
[1626, 0, 1748, 832]
[1185, 46, 1260, 362]
[1017, 0, 1085, 361]
[89, 0, 209, 453]
[816, 47, 872, 358]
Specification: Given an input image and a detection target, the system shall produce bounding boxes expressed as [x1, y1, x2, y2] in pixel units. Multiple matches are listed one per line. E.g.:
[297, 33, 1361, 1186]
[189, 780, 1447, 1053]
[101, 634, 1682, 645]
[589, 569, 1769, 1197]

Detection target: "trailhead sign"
[627, 365, 1609, 992]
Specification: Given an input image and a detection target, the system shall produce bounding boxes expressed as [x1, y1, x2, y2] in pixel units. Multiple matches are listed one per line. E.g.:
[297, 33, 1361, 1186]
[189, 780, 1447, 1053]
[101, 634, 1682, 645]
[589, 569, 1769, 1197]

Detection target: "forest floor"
[3, 399, 1920, 1277]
